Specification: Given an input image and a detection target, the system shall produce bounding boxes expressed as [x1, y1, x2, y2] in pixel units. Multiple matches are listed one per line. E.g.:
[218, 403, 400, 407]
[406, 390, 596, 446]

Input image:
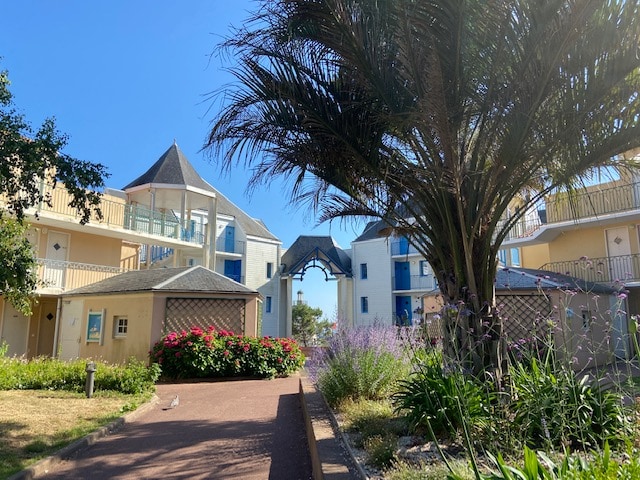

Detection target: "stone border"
[298, 374, 366, 480]
[8, 395, 160, 480]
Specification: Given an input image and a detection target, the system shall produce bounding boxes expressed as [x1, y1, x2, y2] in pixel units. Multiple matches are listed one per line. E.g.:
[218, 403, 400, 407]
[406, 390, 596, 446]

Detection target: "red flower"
[223, 350, 230, 357]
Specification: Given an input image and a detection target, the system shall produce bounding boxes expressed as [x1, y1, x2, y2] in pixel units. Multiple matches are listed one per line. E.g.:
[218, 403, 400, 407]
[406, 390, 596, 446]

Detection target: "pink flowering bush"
[149, 326, 305, 379]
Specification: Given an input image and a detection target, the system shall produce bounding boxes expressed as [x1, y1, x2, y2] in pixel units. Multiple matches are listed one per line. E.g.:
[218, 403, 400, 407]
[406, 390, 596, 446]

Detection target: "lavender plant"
[315, 324, 413, 406]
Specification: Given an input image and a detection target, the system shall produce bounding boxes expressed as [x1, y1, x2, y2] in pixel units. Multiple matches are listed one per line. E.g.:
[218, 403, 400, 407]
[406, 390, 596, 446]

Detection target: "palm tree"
[205, 0, 640, 378]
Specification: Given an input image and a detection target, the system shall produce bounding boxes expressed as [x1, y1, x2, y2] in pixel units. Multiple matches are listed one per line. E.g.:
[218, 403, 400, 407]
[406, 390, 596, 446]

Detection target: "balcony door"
[44, 231, 69, 288]
[394, 261, 410, 290]
[605, 227, 633, 282]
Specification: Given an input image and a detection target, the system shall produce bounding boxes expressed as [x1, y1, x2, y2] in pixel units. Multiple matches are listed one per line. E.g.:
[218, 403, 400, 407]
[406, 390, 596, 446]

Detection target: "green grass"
[0, 389, 153, 478]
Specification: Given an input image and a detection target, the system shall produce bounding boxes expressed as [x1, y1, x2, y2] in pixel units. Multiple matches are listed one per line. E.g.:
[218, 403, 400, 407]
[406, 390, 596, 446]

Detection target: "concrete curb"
[298, 375, 366, 480]
[8, 394, 160, 480]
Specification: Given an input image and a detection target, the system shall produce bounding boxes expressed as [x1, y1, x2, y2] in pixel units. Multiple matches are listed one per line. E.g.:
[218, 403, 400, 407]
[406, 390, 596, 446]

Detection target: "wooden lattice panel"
[164, 297, 245, 334]
[496, 294, 553, 344]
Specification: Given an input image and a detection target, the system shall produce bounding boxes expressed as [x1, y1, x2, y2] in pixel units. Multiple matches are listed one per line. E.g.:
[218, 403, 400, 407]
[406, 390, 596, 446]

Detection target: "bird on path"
[163, 394, 179, 410]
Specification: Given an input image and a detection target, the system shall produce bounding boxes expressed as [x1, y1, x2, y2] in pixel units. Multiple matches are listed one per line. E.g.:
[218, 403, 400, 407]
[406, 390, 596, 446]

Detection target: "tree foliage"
[206, 0, 640, 375]
[292, 302, 329, 346]
[0, 69, 109, 314]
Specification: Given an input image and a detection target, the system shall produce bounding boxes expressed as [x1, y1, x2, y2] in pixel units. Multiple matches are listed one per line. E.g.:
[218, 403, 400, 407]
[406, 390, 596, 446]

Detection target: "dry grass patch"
[0, 390, 151, 478]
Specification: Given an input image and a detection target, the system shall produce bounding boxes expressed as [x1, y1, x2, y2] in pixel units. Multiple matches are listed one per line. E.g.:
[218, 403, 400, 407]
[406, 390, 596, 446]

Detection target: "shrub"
[149, 326, 305, 379]
[314, 325, 412, 407]
[509, 356, 632, 450]
[392, 350, 491, 438]
[0, 356, 159, 394]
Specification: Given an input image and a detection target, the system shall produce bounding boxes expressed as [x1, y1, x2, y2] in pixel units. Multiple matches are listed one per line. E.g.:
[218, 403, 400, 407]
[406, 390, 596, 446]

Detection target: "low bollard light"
[85, 361, 96, 398]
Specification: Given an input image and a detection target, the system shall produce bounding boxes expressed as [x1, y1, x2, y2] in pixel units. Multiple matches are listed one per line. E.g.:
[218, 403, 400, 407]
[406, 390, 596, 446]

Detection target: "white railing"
[36, 258, 126, 291]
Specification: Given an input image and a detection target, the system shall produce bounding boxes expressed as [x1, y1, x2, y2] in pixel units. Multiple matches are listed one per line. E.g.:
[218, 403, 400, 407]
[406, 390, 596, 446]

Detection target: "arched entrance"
[278, 236, 353, 336]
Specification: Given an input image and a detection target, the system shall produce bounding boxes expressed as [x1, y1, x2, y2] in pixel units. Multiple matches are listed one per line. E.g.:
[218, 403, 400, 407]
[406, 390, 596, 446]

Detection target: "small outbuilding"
[56, 266, 262, 364]
[422, 267, 629, 370]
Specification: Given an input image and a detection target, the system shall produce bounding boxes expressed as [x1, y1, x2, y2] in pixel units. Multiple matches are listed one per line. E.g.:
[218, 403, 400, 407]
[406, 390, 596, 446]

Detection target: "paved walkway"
[37, 375, 312, 479]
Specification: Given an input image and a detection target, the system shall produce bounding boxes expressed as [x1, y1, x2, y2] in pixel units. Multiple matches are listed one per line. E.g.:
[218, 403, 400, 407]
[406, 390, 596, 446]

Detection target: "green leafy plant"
[392, 351, 490, 438]
[0, 356, 159, 394]
[509, 356, 631, 450]
[149, 326, 305, 379]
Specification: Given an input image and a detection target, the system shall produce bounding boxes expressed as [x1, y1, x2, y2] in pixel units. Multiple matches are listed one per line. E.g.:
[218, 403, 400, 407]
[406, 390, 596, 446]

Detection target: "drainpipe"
[52, 298, 62, 358]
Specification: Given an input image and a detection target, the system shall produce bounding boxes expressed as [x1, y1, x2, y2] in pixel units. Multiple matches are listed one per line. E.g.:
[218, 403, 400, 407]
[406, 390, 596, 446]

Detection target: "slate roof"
[123, 142, 279, 242]
[214, 188, 279, 241]
[281, 236, 352, 276]
[123, 142, 216, 194]
[496, 267, 617, 295]
[63, 266, 257, 296]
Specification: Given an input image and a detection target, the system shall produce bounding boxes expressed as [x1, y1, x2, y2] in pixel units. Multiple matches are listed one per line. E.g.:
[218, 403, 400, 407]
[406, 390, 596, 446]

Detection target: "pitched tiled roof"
[123, 142, 216, 194]
[496, 267, 616, 294]
[64, 266, 257, 296]
[281, 236, 351, 276]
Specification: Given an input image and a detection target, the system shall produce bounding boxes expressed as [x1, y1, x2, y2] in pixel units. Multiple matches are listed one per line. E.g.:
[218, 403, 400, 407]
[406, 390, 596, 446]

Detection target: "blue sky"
[0, 1, 364, 319]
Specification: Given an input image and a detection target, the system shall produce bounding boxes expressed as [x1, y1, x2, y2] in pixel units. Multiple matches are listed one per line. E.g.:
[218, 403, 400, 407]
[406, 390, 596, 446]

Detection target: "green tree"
[1, 69, 108, 313]
[206, 0, 640, 378]
[292, 303, 324, 347]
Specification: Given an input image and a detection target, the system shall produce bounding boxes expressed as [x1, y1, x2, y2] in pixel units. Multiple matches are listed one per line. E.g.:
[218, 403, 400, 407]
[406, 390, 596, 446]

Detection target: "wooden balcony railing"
[36, 258, 126, 292]
[540, 254, 640, 285]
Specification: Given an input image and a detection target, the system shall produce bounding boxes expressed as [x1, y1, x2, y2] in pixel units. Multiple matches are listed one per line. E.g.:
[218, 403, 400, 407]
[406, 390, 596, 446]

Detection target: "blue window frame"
[360, 263, 368, 279]
[265, 296, 272, 313]
[266, 262, 273, 279]
[361, 296, 369, 313]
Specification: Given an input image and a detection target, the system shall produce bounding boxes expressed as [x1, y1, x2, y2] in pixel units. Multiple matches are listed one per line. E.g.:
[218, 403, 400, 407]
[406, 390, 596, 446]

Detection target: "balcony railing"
[501, 180, 640, 241]
[216, 239, 246, 255]
[36, 258, 126, 291]
[393, 275, 437, 291]
[29, 185, 205, 245]
[540, 254, 640, 285]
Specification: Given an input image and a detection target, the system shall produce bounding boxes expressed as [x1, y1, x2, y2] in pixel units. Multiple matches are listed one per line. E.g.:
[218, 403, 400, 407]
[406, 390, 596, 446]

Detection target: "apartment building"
[0, 142, 281, 359]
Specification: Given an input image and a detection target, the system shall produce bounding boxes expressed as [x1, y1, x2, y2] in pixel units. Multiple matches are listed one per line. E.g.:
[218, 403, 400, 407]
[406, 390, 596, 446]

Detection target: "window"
[113, 316, 128, 338]
[361, 296, 369, 313]
[498, 249, 507, 266]
[360, 263, 368, 279]
[266, 262, 273, 279]
[510, 248, 521, 267]
[419, 260, 430, 276]
[265, 296, 272, 313]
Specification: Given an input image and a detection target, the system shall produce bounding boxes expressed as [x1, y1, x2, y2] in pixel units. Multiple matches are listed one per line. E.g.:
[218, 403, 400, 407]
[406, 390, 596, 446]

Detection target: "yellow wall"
[120, 242, 140, 270]
[545, 223, 639, 264]
[32, 226, 127, 268]
[520, 243, 551, 269]
[66, 292, 262, 365]
[75, 293, 155, 364]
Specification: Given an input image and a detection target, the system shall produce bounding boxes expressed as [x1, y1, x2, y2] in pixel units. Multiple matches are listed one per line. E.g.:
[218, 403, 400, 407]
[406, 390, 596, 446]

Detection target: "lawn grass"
[0, 389, 153, 478]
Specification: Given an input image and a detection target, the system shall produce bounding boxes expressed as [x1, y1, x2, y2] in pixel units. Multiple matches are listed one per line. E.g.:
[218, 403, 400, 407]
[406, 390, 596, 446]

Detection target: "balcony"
[540, 254, 640, 285]
[215, 239, 246, 256]
[27, 185, 205, 245]
[501, 180, 640, 243]
[36, 258, 126, 292]
[391, 241, 420, 256]
[393, 275, 438, 292]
